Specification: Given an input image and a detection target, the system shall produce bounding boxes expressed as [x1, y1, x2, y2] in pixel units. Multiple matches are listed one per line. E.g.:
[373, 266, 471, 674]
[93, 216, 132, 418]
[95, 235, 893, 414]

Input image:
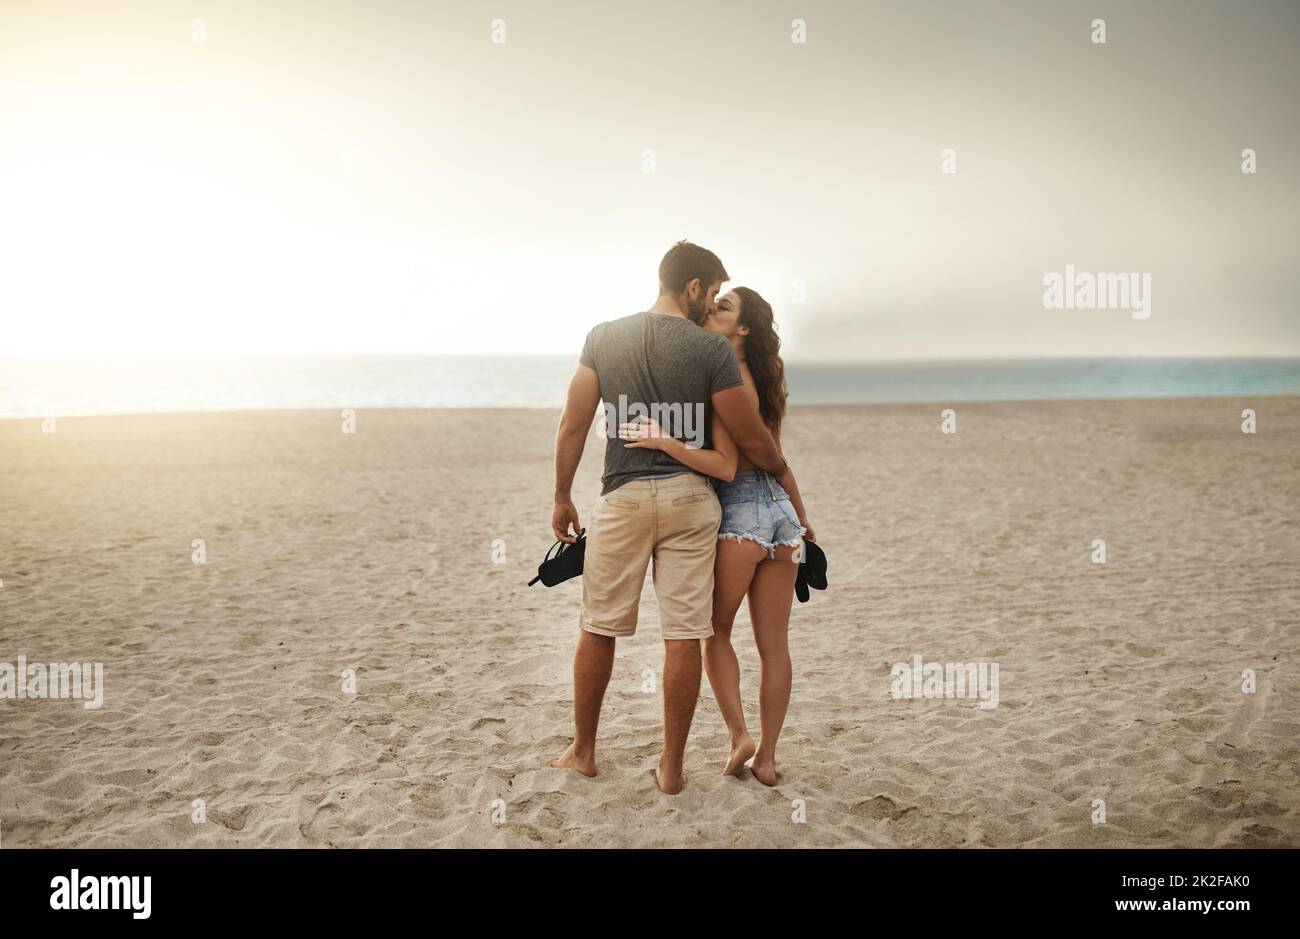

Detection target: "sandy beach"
[0, 398, 1297, 848]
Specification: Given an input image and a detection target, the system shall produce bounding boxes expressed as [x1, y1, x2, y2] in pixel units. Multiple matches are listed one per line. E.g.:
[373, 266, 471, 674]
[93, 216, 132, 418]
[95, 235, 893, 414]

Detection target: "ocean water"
[1, 356, 1298, 419]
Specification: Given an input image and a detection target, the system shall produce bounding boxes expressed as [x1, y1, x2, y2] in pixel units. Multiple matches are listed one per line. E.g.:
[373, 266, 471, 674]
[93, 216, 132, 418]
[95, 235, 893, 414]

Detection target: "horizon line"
[3, 353, 1299, 364]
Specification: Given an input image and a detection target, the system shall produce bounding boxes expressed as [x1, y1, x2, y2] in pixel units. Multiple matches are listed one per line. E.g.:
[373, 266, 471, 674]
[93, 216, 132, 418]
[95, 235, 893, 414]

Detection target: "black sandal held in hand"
[527, 530, 586, 586]
[795, 539, 827, 603]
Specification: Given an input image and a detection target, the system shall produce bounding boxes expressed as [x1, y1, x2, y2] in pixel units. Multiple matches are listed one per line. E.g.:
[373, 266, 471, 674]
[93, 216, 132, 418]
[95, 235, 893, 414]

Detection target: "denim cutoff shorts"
[715, 469, 806, 557]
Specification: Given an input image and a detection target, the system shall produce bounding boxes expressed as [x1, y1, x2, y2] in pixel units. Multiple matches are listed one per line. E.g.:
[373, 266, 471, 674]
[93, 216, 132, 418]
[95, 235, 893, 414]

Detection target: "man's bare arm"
[552, 364, 602, 542]
[711, 385, 787, 476]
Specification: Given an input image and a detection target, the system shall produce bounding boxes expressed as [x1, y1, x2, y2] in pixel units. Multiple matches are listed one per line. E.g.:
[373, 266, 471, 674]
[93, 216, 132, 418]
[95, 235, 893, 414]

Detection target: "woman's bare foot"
[748, 753, 777, 786]
[550, 742, 597, 777]
[722, 732, 756, 776]
[654, 762, 687, 795]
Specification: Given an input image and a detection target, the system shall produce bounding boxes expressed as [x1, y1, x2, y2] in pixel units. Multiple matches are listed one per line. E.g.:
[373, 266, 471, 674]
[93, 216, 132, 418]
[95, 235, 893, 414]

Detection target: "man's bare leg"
[552, 630, 615, 777]
[656, 637, 702, 795]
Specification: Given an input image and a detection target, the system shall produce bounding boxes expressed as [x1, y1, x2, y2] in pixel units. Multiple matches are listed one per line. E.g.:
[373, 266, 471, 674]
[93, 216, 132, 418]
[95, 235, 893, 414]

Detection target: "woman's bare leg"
[746, 544, 798, 785]
[703, 538, 765, 774]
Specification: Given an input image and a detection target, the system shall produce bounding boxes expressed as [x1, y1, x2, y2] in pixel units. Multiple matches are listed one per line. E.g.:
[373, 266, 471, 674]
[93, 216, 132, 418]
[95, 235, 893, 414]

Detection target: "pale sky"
[1, 0, 1297, 359]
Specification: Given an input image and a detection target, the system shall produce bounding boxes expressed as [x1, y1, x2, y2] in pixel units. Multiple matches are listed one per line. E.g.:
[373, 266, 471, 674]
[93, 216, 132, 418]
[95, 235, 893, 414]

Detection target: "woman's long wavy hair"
[733, 286, 787, 434]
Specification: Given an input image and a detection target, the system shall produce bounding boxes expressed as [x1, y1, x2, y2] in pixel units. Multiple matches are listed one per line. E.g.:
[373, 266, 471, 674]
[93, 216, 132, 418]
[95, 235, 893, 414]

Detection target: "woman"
[618, 287, 813, 785]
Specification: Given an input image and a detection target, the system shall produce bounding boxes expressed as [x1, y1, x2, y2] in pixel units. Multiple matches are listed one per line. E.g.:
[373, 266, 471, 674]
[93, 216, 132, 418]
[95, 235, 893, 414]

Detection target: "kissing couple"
[549, 240, 815, 794]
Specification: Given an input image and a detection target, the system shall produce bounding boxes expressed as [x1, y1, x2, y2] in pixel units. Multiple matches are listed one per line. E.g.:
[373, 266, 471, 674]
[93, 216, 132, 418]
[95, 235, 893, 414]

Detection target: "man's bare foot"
[748, 754, 777, 786]
[654, 763, 687, 795]
[550, 742, 597, 777]
[722, 733, 756, 776]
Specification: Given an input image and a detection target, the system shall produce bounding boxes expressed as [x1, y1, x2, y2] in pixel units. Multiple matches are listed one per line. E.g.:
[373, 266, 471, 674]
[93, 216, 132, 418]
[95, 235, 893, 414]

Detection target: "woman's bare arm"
[732, 363, 813, 538]
[618, 414, 738, 483]
[773, 430, 814, 540]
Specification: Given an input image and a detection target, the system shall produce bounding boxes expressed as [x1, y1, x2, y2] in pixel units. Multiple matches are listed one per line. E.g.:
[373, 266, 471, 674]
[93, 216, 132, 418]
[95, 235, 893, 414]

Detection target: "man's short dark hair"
[658, 240, 729, 295]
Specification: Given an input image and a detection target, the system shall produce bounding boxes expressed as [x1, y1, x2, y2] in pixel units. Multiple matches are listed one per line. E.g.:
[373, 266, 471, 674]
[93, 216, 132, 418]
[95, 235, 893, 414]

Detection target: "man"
[550, 240, 788, 794]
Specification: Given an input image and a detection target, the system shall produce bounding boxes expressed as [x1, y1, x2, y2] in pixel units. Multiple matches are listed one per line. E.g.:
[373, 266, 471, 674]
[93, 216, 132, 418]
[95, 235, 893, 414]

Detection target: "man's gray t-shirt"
[580, 312, 743, 495]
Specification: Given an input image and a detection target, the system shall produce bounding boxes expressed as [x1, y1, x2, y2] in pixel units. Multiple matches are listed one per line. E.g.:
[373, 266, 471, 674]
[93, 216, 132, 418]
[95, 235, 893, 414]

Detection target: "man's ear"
[684, 278, 702, 301]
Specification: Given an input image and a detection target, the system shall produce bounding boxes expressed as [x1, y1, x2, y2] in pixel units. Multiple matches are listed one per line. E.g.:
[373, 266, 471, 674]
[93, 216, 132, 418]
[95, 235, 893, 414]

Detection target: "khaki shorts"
[580, 472, 722, 641]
